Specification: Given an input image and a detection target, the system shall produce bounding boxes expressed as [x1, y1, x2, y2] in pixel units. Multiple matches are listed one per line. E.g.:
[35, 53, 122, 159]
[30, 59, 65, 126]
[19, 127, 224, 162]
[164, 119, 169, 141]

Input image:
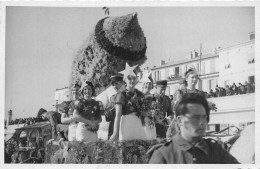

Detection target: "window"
[209, 79, 215, 91]
[210, 59, 216, 73]
[175, 67, 179, 77]
[201, 61, 205, 75]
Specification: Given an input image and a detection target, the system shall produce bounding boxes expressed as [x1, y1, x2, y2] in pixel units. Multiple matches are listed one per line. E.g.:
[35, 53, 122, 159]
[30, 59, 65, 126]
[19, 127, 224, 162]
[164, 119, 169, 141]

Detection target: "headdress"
[119, 62, 138, 80]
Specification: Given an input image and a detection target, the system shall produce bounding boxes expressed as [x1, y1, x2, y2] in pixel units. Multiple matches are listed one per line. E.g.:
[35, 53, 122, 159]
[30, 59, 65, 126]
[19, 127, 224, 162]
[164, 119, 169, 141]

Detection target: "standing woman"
[73, 81, 102, 143]
[110, 63, 147, 141]
[141, 72, 157, 140]
[60, 84, 80, 141]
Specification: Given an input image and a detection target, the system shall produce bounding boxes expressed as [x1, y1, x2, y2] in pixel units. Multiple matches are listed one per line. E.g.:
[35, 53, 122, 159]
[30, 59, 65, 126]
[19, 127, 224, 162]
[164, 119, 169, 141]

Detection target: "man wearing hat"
[104, 74, 125, 139]
[153, 80, 174, 139]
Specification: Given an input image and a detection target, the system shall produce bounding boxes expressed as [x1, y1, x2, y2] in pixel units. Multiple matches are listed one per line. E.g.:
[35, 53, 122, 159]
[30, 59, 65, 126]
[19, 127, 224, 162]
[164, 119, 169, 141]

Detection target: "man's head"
[110, 75, 124, 92]
[175, 93, 210, 140]
[37, 108, 47, 119]
[40, 111, 48, 120]
[155, 80, 167, 95]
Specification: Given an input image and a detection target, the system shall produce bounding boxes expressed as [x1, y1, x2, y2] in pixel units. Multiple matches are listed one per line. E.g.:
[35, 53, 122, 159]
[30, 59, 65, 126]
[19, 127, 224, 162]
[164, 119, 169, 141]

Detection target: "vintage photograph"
[1, 2, 257, 165]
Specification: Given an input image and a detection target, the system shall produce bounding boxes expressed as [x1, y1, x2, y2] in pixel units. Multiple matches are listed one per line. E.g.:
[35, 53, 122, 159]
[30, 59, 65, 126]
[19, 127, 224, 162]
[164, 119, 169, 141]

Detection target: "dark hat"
[110, 74, 123, 82]
[156, 80, 168, 86]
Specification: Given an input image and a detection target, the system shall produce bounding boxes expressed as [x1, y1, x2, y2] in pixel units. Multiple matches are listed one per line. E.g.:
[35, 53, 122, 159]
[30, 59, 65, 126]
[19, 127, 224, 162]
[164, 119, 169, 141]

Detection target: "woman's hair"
[184, 68, 198, 79]
[175, 93, 210, 122]
[80, 81, 95, 97]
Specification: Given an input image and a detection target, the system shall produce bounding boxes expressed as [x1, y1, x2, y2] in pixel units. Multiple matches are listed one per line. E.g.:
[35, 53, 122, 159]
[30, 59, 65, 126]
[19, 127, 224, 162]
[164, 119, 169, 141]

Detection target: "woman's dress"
[74, 99, 102, 143]
[115, 89, 147, 141]
[67, 101, 78, 141]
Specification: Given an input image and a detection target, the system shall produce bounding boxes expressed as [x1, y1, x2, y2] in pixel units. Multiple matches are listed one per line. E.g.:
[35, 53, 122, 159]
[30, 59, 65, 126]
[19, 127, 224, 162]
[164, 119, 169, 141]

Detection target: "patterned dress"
[142, 94, 157, 140]
[115, 89, 147, 141]
[74, 99, 102, 142]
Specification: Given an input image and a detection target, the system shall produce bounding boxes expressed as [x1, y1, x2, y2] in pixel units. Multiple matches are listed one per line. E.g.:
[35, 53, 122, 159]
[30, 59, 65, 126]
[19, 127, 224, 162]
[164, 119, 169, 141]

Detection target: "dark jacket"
[149, 134, 239, 164]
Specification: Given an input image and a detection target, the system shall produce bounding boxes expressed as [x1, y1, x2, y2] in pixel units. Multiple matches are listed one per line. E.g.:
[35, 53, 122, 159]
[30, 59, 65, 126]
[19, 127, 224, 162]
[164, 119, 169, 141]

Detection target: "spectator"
[232, 83, 238, 95]
[245, 81, 252, 93]
[251, 82, 255, 93]
[209, 89, 214, 98]
[226, 85, 231, 96]
[238, 83, 246, 94]
[215, 85, 220, 97]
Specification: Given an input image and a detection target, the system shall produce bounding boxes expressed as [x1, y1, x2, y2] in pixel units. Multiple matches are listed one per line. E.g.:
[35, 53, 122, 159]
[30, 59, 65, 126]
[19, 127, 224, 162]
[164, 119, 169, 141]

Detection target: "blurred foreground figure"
[229, 124, 255, 164]
[149, 93, 239, 164]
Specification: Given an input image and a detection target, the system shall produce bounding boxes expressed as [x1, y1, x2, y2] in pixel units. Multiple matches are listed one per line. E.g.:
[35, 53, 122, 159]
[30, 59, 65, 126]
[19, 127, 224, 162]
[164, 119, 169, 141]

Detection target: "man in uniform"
[153, 80, 174, 139]
[149, 93, 239, 164]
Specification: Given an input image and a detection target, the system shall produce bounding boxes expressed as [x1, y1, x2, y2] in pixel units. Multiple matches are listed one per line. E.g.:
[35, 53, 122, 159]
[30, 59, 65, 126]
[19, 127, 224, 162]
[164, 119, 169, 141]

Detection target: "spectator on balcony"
[251, 82, 255, 93]
[226, 85, 231, 96]
[244, 81, 252, 94]
[215, 85, 220, 97]
[208, 89, 214, 98]
[238, 83, 246, 94]
[231, 83, 238, 95]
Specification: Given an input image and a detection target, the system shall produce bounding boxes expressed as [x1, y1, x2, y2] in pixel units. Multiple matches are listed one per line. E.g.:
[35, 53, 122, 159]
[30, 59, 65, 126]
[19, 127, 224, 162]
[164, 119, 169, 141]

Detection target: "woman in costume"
[60, 84, 80, 141]
[141, 71, 157, 140]
[73, 81, 102, 142]
[110, 63, 147, 141]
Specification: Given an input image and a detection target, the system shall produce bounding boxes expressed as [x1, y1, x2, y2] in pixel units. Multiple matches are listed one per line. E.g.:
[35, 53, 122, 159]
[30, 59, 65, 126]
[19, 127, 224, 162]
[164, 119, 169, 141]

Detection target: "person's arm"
[48, 115, 58, 140]
[72, 109, 96, 128]
[109, 104, 122, 142]
[61, 113, 73, 124]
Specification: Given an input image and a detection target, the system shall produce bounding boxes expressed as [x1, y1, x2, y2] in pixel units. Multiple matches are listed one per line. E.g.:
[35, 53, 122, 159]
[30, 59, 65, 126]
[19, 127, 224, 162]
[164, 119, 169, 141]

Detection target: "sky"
[4, 6, 254, 119]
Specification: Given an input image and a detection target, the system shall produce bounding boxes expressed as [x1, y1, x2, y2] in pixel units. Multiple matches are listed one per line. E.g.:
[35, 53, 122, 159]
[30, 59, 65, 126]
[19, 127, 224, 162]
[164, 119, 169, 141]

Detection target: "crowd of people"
[207, 81, 255, 98]
[6, 63, 247, 164]
[7, 116, 47, 126]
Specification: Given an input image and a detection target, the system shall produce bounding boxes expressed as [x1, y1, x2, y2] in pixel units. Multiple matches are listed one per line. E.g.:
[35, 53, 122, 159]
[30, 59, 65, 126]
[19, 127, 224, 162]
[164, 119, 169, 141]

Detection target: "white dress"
[116, 89, 147, 141]
[76, 122, 98, 143]
[119, 113, 147, 141]
[68, 123, 78, 141]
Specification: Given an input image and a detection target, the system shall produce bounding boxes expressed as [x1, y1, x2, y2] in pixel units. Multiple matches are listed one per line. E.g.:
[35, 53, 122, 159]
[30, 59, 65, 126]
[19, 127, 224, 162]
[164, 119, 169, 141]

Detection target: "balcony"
[167, 74, 182, 81]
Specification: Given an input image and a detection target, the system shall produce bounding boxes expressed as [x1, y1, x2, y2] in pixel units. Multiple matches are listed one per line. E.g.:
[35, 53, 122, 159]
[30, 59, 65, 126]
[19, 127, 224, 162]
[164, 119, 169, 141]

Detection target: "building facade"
[151, 32, 255, 95]
[151, 32, 255, 129]
[54, 87, 71, 104]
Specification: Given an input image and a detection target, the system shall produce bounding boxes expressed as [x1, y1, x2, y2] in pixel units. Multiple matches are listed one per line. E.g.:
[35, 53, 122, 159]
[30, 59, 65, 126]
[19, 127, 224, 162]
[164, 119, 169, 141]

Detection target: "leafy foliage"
[70, 13, 147, 89]
[48, 139, 158, 164]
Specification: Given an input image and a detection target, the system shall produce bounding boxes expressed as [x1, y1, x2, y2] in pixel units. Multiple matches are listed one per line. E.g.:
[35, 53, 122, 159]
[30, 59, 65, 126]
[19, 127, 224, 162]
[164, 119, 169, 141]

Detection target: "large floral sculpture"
[71, 12, 147, 88]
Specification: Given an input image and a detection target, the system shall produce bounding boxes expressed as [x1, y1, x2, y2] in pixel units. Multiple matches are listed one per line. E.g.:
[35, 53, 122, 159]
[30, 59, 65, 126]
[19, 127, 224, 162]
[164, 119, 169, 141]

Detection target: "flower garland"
[49, 139, 158, 164]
